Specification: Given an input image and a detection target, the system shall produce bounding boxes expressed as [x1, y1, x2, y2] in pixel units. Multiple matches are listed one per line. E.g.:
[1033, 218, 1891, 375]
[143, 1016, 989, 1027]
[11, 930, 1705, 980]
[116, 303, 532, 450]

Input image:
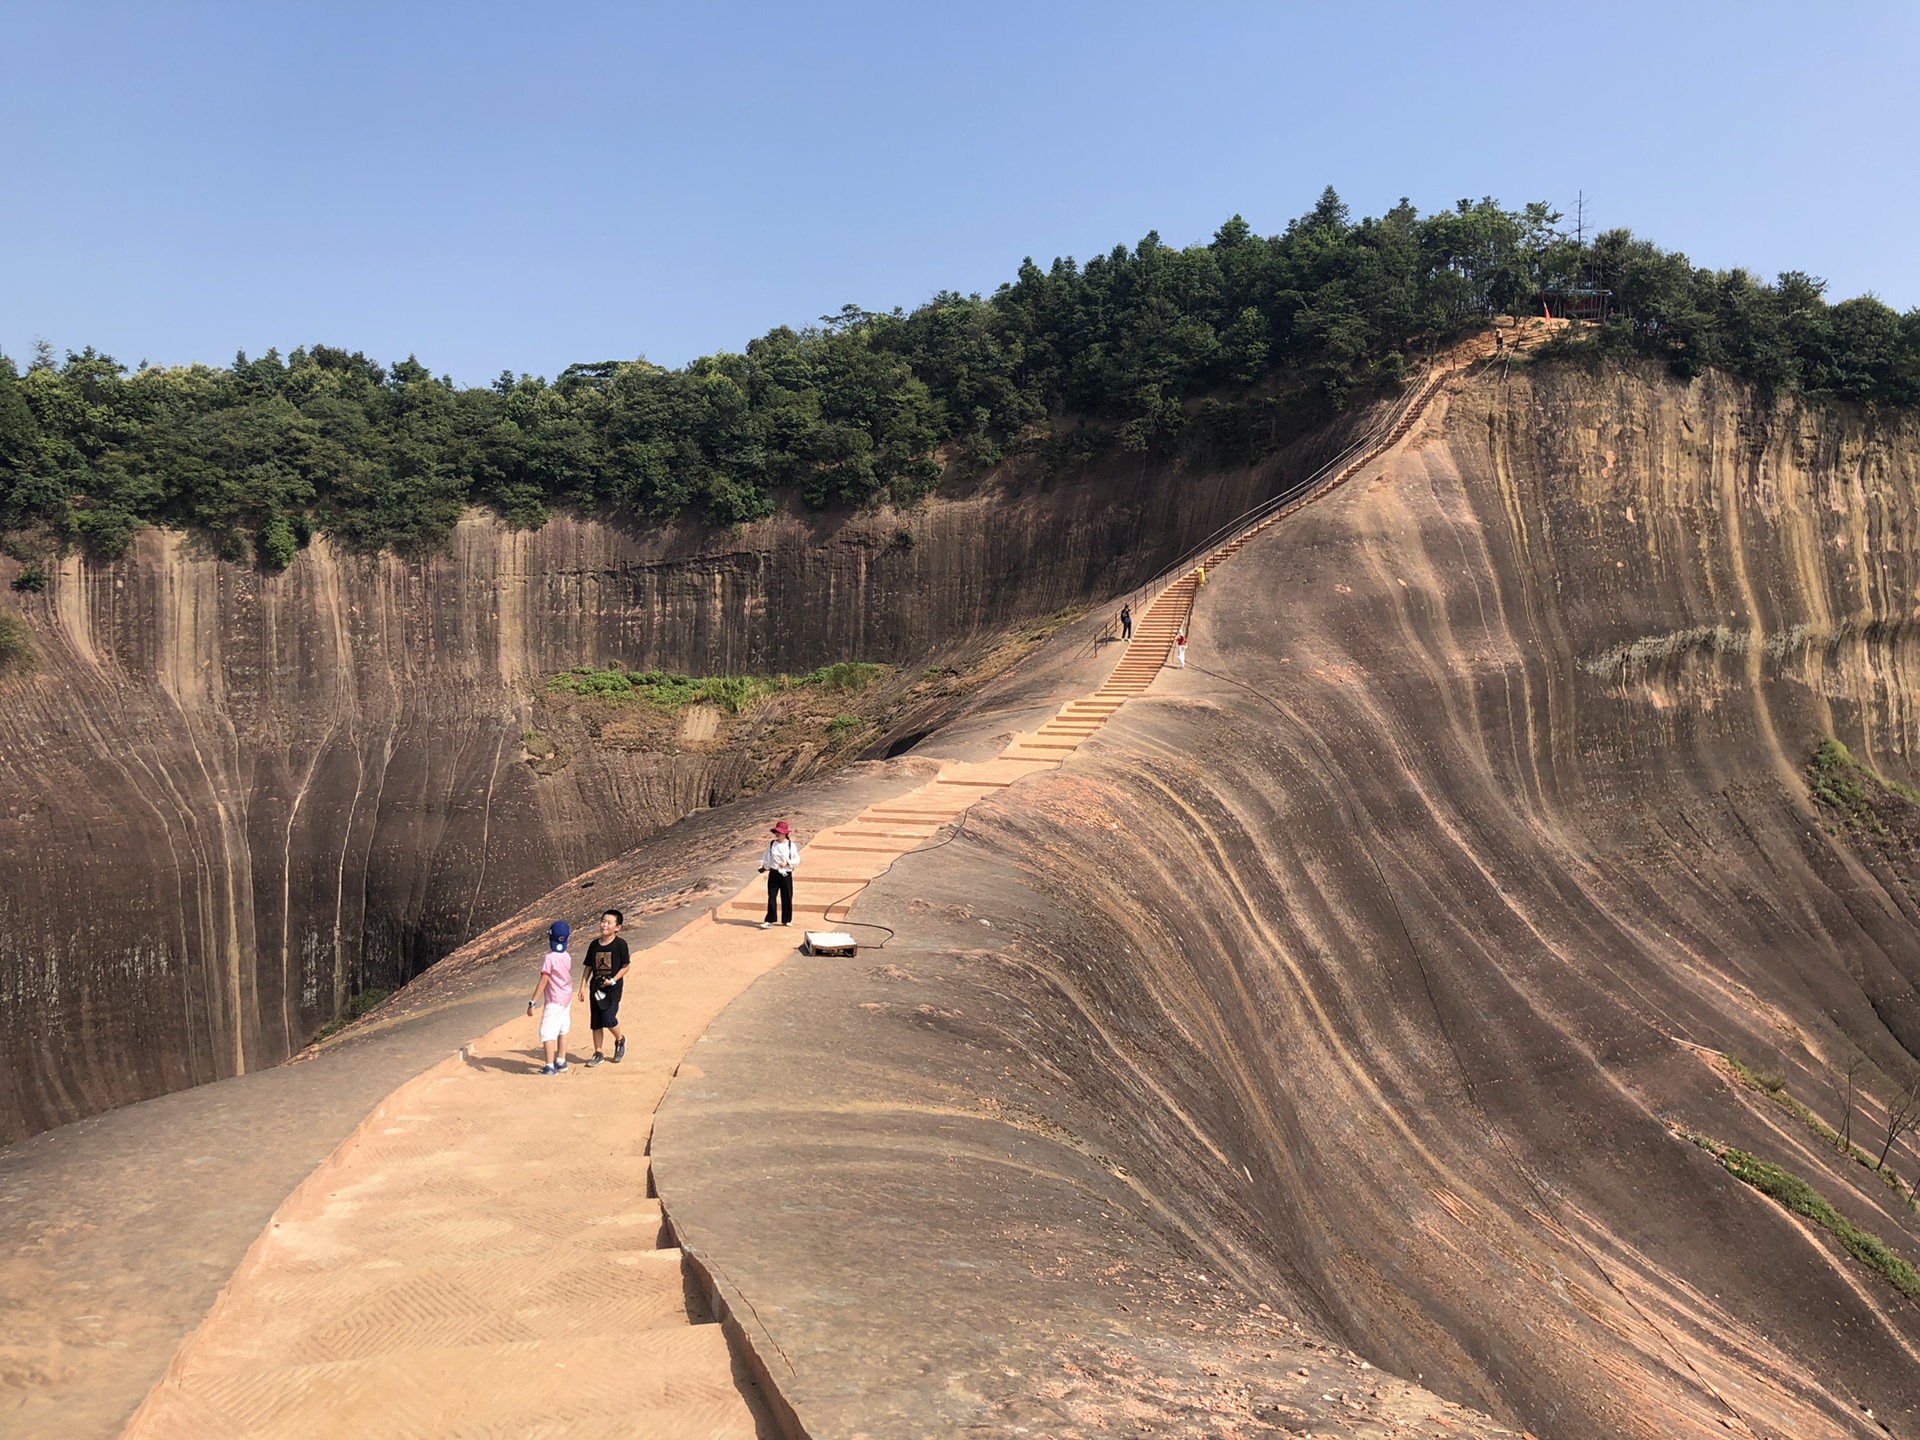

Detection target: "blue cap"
[548, 921, 571, 947]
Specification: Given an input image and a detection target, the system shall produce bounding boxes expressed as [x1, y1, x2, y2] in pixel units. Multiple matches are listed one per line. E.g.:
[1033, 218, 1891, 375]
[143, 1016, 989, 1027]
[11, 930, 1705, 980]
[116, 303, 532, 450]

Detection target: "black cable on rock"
[813, 807, 978, 952]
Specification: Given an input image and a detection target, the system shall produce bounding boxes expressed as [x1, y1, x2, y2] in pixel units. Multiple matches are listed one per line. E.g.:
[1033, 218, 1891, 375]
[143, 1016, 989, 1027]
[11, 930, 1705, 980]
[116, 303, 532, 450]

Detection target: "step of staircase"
[134, 1327, 756, 1440]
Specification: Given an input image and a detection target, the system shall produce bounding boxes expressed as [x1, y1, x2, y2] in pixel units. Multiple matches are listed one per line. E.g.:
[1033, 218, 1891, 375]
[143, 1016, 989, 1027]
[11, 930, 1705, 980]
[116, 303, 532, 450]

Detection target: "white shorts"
[538, 1002, 572, 1042]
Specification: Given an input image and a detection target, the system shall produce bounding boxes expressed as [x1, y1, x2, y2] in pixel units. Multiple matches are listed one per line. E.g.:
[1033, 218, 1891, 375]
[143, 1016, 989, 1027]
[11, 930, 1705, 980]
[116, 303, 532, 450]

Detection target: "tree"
[1878, 1069, 1920, 1171]
[4, 194, 1917, 561]
[1831, 1043, 1870, 1150]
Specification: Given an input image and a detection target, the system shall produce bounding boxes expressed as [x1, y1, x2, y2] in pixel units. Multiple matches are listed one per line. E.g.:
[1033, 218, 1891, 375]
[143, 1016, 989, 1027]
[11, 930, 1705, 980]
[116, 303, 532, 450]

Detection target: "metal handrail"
[1090, 346, 1487, 651]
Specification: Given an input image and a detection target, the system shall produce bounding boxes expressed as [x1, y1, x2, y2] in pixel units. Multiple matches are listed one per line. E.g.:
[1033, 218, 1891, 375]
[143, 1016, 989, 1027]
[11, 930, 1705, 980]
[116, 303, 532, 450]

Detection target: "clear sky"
[5, 1, 1915, 385]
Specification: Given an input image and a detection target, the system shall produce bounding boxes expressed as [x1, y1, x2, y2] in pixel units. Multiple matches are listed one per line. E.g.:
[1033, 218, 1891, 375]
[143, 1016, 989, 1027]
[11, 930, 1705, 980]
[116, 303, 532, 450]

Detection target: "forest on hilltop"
[4, 187, 1918, 576]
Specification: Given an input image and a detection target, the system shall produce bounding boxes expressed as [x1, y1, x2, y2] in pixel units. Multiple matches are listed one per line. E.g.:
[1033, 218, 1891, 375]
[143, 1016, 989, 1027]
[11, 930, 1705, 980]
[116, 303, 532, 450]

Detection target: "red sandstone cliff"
[0, 439, 1341, 1141]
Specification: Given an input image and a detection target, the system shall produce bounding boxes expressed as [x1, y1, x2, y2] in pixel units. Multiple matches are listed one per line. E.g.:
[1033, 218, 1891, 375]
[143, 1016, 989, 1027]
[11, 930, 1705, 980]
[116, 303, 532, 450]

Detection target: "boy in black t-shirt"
[582, 909, 631, 1066]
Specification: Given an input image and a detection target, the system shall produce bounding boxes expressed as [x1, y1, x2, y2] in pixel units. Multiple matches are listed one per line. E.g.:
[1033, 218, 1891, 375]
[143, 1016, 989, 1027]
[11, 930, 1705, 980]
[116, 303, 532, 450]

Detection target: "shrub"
[700, 675, 767, 714]
[806, 661, 886, 693]
[313, 987, 392, 1043]
[10, 564, 46, 593]
[547, 658, 887, 712]
[546, 665, 774, 713]
[1807, 736, 1920, 836]
[0, 611, 30, 672]
[260, 517, 298, 571]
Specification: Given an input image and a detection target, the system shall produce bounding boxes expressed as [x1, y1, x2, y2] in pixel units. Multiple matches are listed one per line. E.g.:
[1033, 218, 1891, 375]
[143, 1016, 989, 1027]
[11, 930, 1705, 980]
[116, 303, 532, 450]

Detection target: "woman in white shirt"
[759, 820, 800, 928]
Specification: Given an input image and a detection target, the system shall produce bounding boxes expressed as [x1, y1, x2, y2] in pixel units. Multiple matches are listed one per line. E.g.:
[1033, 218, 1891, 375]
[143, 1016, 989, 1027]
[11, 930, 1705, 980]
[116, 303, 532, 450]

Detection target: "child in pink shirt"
[526, 921, 579, 1074]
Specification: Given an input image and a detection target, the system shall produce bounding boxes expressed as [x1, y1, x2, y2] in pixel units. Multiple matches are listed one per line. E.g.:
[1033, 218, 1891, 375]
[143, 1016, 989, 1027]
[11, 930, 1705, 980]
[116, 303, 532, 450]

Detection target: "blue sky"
[4, 1, 1914, 385]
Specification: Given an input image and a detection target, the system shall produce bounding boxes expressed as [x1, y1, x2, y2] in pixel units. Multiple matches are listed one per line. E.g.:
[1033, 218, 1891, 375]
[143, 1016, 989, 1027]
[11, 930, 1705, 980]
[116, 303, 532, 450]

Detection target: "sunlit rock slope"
[657, 360, 1920, 1438]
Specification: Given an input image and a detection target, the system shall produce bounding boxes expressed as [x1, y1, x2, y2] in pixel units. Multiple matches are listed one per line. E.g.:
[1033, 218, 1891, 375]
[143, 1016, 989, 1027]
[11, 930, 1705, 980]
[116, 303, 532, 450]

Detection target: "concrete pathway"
[118, 671, 1189, 1437]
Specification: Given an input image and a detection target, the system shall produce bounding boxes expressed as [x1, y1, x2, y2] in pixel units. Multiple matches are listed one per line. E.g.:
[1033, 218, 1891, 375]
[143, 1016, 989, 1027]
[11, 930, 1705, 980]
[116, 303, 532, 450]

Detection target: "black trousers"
[765, 869, 793, 924]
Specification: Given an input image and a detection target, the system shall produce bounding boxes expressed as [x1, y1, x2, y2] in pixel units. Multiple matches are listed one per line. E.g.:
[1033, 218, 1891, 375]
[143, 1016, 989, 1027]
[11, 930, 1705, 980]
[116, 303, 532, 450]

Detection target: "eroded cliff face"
[654, 363, 1920, 1437]
[0, 442, 1341, 1142]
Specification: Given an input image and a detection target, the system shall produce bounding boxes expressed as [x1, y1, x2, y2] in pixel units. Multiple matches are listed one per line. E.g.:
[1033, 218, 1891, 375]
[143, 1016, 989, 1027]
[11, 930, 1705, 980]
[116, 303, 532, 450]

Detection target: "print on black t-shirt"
[583, 937, 630, 990]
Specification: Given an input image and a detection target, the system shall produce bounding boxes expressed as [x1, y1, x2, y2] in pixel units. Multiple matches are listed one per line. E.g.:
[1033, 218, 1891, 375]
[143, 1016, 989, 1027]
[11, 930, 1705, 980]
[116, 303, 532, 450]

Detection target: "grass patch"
[313, 987, 391, 1042]
[826, 713, 859, 738]
[1684, 1130, 1920, 1302]
[549, 664, 890, 714]
[1806, 737, 1920, 836]
[0, 611, 32, 673]
[1809, 738, 1884, 833]
[804, 661, 886, 694]
[547, 660, 889, 712]
[1724, 1053, 1912, 1203]
[548, 666, 775, 713]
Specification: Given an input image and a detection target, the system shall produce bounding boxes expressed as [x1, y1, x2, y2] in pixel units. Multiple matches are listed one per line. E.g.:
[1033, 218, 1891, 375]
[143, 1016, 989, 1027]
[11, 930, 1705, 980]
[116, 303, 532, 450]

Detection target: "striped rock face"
[0, 420, 1346, 1143]
[23, 343, 1920, 1439]
[655, 360, 1920, 1438]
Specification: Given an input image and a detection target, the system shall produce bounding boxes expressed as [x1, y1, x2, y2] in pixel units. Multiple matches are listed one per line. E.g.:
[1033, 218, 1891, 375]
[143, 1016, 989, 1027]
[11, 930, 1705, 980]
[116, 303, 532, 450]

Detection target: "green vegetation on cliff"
[1724, 1053, 1914, 1205]
[1808, 737, 1920, 840]
[1685, 1130, 1920, 1302]
[5, 188, 1917, 564]
[547, 660, 886, 712]
[0, 610, 31, 673]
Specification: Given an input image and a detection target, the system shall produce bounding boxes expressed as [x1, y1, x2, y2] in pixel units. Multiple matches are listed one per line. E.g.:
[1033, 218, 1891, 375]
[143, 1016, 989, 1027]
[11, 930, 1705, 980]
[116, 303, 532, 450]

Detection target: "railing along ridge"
[1092, 346, 1489, 651]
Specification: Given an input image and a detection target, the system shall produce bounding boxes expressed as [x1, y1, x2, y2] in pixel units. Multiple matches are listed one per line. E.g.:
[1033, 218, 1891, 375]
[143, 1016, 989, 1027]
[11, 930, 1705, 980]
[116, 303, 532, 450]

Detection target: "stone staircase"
[1022, 317, 1561, 717]
[120, 324, 1541, 1439]
[1000, 574, 1198, 764]
[120, 1044, 771, 1439]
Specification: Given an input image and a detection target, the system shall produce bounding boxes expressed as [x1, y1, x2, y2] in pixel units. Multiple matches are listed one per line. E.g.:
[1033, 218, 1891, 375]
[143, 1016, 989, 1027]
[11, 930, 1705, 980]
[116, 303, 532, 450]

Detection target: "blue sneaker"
[538, 1063, 557, 1075]
[554, 1060, 569, 1072]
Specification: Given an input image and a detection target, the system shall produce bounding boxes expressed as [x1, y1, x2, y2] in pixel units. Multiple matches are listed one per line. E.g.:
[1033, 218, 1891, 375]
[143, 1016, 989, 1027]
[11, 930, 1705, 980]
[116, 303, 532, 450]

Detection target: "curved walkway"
[120, 332, 1521, 1438]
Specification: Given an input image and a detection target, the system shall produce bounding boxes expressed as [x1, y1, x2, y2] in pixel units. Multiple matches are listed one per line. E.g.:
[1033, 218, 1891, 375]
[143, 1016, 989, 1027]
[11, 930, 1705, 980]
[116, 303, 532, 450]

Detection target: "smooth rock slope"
[654, 359, 1920, 1438]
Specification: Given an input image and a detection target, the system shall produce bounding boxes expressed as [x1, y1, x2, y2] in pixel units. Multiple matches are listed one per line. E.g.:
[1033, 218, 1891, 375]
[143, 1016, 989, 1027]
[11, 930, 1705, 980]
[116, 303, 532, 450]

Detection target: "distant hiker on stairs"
[760, 821, 799, 928]
[1175, 632, 1187, 668]
[1119, 603, 1132, 640]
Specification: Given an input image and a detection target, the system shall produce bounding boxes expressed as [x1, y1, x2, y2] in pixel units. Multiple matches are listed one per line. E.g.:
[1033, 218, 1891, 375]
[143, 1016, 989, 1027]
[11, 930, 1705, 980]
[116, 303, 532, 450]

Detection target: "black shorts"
[589, 986, 622, 1029]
